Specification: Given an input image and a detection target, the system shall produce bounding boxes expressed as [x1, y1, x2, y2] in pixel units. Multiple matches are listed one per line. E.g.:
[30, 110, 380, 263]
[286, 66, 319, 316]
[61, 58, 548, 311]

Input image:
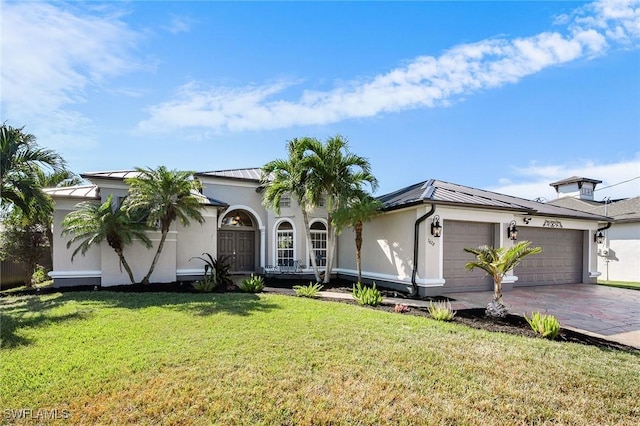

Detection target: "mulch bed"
[3, 280, 637, 353]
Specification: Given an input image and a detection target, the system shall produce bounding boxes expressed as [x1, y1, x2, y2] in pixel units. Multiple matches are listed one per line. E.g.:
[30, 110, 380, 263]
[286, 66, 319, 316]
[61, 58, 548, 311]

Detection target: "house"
[46, 169, 607, 295]
[547, 176, 640, 283]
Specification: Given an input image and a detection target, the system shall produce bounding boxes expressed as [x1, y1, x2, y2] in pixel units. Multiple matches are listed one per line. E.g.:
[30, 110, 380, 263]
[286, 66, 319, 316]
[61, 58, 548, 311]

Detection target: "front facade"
[47, 170, 607, 295]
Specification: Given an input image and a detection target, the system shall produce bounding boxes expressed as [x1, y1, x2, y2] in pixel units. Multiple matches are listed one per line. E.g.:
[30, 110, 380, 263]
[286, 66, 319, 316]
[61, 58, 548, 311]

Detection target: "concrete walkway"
[264, 284, 640, 349]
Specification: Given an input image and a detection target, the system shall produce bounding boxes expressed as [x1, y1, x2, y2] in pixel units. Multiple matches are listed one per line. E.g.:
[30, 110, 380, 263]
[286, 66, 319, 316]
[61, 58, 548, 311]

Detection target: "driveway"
[447, 284, 640, 349]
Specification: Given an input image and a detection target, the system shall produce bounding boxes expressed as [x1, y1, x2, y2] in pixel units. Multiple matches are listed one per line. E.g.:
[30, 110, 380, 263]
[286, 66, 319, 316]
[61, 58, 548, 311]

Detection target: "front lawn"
[1, 291, 638, 425]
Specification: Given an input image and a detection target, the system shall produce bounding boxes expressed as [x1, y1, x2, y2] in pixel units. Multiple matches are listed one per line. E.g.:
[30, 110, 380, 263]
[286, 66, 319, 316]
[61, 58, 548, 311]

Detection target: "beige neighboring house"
[547, 176, 640, 283]
[47, 169, 606, 295]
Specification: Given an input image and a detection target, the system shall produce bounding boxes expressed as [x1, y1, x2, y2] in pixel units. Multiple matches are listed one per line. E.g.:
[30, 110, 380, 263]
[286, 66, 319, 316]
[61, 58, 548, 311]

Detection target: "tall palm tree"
[464, 241, 542, 317]
[1, 124, 66, 216]
[124, 166, 205, 284]
[61, 194, 152, 284]
[304, 135, 378, 283]
[262, 137, 323, 282]
[332, 192, 382, 283]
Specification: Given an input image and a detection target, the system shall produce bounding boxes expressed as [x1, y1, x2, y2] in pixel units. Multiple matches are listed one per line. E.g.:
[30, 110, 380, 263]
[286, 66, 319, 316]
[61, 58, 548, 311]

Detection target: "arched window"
[276, 221, 294, 267]
[309, 221, 327, 267]
[221, 210, 254, 227]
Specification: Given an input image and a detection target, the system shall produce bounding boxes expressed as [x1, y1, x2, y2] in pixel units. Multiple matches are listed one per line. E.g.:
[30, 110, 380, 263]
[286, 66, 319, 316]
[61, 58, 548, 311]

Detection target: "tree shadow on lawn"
[1, 294, 93, 349]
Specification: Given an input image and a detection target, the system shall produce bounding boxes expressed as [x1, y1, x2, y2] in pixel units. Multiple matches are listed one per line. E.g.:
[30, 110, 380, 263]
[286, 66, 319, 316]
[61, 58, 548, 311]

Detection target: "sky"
[2, 0, 639, 202]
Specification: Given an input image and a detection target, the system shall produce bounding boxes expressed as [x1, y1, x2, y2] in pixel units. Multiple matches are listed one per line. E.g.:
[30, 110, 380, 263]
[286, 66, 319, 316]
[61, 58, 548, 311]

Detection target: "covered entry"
[443, 221, 494, 292]
[218, 210, 257, 272]
[515, 227, 583, 286]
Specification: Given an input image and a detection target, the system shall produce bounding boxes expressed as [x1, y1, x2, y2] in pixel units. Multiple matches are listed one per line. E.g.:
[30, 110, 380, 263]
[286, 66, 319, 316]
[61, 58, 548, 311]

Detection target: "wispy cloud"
[488, 154, 640, 201]
[166, 14, 194, 34]
[138, 0, 639, 133]
[1, 1, 141, 147]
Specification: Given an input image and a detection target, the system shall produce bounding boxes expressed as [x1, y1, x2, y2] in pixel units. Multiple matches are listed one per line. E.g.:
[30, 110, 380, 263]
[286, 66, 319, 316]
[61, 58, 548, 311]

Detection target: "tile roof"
[549, 196, 640, 223]
[378, 179, 608, 220]
[195, 168, 263, 182]
[44, 185, 100, 199]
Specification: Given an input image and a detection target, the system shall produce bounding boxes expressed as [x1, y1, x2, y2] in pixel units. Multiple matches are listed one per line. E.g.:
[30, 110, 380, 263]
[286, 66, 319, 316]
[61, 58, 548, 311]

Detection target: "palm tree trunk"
[355, 221, 363, 283]
[323, 218, 338, 284]
[142, 230, 167, 285]
[302, 210, 321, 282]
[115, 247, 137, 284]
[494, 276, 503, 305]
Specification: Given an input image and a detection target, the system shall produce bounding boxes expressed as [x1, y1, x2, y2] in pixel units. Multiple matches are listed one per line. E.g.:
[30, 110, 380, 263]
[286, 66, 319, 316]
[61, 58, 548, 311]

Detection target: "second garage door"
[443, 221, 494, 292]
[515, 227, 583, 286]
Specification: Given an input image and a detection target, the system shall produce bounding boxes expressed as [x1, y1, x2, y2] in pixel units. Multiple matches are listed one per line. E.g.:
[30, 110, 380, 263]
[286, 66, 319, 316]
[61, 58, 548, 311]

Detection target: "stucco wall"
[50, 199, 101, 285]
[176, 208, 218, 277]
[598, 222, 640, 282]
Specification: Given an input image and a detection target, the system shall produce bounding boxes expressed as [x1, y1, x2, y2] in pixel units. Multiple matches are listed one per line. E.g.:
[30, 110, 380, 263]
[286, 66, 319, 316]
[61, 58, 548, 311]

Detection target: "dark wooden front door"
[218, 230, 255, 272]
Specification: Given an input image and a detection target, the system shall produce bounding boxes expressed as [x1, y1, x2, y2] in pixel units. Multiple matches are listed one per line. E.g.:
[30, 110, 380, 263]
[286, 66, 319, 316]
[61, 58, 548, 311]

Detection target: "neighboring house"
[547, 176, 640, 283]
[47, 169, 606, 295]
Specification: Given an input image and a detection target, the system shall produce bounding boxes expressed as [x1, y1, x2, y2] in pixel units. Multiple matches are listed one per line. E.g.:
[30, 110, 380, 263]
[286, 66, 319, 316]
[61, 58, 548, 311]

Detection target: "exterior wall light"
[594, 231, 605, 244]
[431, 215, 442, 237]
[507, 220, 518, 241]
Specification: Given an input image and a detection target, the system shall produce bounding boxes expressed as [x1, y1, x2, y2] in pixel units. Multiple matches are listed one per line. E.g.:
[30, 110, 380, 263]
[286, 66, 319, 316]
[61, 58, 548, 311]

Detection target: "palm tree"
[1, 124, 66, 217]
[262, 138, 323, 282]
[464, 241, 542, 317]
[332, 192, 382, 283]
[61, 194, 152, 284]
[124, 166, 205, 284]
[304, 135, 378, 283]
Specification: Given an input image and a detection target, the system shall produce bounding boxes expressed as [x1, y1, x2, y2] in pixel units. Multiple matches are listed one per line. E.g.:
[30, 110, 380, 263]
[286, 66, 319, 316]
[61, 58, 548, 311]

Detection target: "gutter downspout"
[597, 222, 612, 234]
[410, 204, 436, 297]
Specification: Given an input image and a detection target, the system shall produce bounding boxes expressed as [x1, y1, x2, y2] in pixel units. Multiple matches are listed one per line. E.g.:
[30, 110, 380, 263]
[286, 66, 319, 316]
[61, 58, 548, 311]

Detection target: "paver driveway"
[448, 284, 640, 349]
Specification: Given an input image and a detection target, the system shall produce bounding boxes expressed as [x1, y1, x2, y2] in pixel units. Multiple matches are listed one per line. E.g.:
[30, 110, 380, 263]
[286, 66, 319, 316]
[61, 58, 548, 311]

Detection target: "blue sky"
[2, 0, 639, 201]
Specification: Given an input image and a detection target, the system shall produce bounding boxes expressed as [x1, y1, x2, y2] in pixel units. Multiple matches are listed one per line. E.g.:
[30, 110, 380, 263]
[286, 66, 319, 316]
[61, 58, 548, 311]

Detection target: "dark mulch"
[3, 279, 637, 353]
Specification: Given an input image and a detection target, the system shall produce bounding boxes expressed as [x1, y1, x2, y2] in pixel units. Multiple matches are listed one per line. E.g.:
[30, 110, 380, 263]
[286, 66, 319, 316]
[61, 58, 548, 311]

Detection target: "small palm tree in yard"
[125, 166, 205, 284]
[464, 241, 542, 317]
[61, 194, 152, 284]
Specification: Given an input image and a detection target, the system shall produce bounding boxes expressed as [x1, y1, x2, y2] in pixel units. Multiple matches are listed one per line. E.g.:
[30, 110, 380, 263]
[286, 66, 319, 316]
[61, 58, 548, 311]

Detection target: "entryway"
[218, 209, 258, 273]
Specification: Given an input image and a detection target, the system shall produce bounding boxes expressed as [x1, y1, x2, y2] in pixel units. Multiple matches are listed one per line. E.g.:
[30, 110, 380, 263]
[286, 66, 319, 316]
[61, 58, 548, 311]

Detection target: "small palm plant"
[464, 241, 541, 317]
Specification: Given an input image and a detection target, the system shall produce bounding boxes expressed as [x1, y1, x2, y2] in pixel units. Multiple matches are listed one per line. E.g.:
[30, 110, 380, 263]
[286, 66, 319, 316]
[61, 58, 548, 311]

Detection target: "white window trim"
[306, 218, 328, 269]
[273, 218, 296, 266]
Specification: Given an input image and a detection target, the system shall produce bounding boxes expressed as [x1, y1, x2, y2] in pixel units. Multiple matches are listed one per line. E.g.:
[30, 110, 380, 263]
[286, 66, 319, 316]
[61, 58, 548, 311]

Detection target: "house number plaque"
[543, 220, 563, 228]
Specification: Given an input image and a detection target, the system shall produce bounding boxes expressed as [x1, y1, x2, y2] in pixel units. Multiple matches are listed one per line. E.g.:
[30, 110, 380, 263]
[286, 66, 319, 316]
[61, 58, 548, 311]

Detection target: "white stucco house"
[547, 176, 640, 283]
[46, 169, 608, 296]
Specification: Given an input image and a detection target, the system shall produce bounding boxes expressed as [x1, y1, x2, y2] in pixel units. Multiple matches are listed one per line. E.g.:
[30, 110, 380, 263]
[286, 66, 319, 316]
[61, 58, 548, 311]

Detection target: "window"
[309, 221, 327, 267]
[276, 221, 294, 267]
[280, 193, 291, 208]
[221, 210, 254, 227]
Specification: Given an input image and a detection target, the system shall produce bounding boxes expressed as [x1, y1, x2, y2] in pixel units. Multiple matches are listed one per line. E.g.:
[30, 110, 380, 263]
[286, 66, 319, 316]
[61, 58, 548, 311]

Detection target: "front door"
[218, 230, 255, 272]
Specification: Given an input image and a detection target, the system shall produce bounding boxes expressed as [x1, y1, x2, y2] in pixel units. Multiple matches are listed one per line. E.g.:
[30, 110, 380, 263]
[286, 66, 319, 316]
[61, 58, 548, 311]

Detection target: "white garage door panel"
[443, 221, 494, 292]
[515, 227, 583, 286]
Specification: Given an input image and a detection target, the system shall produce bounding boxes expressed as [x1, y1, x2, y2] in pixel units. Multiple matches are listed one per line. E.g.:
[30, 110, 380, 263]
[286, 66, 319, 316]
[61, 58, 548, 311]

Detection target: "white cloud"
[487, 154, 640, 201]
[138, 0, 639, 133]
[166, 14, 194, 34]
[1, 1, 141, 147]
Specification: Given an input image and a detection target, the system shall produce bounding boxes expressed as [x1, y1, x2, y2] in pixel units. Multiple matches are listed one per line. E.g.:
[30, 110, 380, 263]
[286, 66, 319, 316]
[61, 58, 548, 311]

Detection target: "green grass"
[598, 280, 640, 290]
[1, 292, 639, 425]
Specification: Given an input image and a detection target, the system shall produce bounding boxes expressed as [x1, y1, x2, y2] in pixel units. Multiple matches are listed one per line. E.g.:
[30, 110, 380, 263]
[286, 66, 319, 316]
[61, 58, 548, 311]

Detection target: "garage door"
[443, 221, 494, 292]
[515, 227, 583, 286]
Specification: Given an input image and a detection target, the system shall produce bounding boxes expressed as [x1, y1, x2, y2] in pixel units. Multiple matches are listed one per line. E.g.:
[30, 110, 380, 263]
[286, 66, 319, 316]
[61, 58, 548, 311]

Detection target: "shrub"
[293, 282, 324, 298]
[31, 265, 49, 285]
[352, 282, 383, 306]
[239, 274, 265, 293]
[525, 312, 561, 340]
[427, 300, 456, 321]
[192, 279, 215, 293]
[189, 253, 233, 290]
[394, 304, 410, 314]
